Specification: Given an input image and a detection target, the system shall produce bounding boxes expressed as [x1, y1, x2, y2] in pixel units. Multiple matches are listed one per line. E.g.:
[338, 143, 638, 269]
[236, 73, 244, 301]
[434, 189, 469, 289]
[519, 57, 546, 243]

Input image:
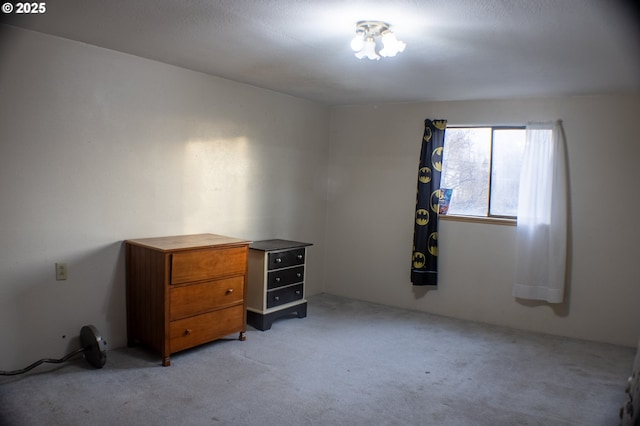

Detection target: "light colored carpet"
[0, 293, 634, 425]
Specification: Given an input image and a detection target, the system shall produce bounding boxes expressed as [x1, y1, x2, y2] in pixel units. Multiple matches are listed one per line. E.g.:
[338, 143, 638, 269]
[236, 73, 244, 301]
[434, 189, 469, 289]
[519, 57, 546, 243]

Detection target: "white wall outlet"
[55, 263, 68, 280]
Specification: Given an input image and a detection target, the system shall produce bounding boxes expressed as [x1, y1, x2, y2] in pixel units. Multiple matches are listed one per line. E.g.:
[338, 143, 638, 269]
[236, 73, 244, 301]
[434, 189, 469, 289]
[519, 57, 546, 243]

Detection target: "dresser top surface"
[125, 233, 251, 251]
[249, 239, 312, 252]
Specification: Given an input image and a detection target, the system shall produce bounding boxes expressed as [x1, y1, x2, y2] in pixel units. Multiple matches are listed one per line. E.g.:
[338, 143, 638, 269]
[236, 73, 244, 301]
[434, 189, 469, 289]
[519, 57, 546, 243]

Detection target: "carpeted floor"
[0, 293, 634, 425]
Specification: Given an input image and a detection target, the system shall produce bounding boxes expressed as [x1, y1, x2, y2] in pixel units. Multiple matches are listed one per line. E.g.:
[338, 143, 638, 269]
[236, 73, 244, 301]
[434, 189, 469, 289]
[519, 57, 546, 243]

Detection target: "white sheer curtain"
[513, 121, 568, 303]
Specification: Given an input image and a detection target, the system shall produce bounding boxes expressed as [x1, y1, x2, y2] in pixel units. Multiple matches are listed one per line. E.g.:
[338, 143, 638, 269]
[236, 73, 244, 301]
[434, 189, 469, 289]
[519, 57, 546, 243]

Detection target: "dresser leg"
[239, 331, 246, 341]
[262, 318, 274, 330]
[162, 357, 171, 367]
[247, 310, 271, 331]
[296, 303, 308, 318]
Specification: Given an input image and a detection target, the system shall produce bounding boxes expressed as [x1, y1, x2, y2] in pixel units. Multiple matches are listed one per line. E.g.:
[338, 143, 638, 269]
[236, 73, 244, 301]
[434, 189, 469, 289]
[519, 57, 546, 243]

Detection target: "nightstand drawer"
[267, 266, 304, 290]
[170, 304, 245, 353]
[267, 248, 305, 270]
[170, 276, 244, 321]
[171, 247, 247, 284]
[267, 284, 303, 309]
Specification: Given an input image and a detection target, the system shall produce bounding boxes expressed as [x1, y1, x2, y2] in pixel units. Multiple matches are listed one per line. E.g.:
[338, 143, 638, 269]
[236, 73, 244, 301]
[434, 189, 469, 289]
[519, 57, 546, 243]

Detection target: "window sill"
[439, 214, 516, 226]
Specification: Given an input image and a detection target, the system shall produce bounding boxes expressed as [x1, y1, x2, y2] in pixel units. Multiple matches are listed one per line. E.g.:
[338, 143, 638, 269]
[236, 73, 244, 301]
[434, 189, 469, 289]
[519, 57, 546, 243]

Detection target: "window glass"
[490, 129, 525, 216]
[440, 128, 491, 216]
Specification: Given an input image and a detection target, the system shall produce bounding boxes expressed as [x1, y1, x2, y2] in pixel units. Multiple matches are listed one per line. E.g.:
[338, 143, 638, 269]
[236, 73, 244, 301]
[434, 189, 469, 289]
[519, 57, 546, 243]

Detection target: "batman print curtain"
[411, 119, 447, 286]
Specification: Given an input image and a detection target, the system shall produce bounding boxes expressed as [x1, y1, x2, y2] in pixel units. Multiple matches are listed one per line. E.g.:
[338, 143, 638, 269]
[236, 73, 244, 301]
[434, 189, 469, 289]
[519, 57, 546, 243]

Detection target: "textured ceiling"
[2, 0, 639, 105]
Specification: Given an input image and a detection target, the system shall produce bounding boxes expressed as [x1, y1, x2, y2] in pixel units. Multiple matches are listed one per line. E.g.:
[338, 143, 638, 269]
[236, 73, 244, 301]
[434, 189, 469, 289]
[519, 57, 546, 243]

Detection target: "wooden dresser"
[246, 239, 312, 331]
[125, 234, 250, 366]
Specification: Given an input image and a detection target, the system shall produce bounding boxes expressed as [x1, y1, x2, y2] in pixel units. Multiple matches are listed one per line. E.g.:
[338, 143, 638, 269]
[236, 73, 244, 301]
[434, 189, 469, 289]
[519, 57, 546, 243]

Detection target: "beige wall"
[326, 96, 640, 347]
[0, 25, 329, 370]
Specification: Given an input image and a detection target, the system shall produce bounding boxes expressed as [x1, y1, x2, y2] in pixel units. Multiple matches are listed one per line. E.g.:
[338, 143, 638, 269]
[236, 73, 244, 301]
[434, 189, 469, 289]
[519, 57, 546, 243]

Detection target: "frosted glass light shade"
[350, 34, 364, 51]
[380, 32, 406, 57]
[354, 38, 380, 60]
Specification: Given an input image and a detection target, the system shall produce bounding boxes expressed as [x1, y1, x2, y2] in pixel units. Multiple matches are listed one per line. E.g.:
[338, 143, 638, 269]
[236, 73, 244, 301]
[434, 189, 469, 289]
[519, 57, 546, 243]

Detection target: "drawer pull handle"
[184, 329, 192, 336]
[296, 273, 302, 278]
[297, 254, 303, 260]
[275, 277, 281, 282]
[295, 290, 301, 295]
[274, 296, 280, 301]
[226, 288, 234, 294]
[275, 258, 282, 263]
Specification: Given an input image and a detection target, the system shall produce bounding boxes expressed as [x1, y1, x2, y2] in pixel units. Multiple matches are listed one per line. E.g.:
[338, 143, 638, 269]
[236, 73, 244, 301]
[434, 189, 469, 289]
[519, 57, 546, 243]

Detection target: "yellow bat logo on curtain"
[413, 251, 426, 269]
[432, 147, 443, 172]
[418, 167, 431, 183]
[416, 209, 429, 225]
[430, 189, 443, 213]
[434, 120, 447, 130]
[428, 232, 438, 256]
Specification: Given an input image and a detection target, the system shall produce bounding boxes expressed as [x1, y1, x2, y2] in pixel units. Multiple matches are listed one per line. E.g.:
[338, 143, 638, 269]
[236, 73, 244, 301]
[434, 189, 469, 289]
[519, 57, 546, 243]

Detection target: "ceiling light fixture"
[350, 20, 406, 60]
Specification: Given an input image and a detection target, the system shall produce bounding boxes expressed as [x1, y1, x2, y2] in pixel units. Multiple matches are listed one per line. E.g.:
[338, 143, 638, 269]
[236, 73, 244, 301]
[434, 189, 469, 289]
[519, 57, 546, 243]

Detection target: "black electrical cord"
[0, 347, 86, 376]
[0, 325, 107, 376]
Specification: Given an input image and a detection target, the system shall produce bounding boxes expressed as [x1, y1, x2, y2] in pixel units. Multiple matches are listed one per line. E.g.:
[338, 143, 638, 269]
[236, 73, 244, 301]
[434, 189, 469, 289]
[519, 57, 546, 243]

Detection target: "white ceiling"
[2, 0, 639, 105]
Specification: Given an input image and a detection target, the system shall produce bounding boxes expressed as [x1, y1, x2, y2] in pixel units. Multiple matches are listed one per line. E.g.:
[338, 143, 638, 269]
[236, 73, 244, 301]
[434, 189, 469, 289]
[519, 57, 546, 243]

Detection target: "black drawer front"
[267, 248, 305, 270]
[267, 284, 303, 309]
[267, 266, 304, 290]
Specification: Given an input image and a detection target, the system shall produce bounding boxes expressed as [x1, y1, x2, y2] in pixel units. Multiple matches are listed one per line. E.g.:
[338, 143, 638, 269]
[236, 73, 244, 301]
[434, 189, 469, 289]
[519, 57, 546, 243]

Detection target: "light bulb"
[350, 34, 364, 52]
[355, 38, 380, 60]
[380, 31, 406, 57]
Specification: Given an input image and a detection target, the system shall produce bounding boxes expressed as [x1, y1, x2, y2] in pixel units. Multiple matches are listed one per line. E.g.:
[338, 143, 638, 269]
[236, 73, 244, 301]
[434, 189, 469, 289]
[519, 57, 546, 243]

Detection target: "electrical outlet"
[55, 263, 68, 280]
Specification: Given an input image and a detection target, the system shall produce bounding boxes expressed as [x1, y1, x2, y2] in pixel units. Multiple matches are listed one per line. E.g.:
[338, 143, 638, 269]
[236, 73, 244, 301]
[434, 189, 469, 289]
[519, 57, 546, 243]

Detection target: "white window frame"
[440, 125, 525, 225]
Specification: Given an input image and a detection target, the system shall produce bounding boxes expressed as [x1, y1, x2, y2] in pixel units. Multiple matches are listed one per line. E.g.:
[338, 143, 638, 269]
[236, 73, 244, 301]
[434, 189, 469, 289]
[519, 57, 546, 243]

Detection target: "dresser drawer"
[267, 284, 303, 309]
[267, 266, 304, 290]
[267, 248, 305, 270]
[170, 276, 244, 321]
[170, 304, 245, 353]
[171, 246, 247, 284]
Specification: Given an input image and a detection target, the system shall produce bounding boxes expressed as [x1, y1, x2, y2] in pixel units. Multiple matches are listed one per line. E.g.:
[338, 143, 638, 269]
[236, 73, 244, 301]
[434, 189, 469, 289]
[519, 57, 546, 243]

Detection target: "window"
[440, 126, 525, 218]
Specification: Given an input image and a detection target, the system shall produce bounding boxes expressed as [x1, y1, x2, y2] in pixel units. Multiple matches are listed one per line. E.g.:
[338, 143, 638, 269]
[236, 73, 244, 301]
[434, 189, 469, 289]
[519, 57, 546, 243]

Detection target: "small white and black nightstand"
[246, 239, 312, 331]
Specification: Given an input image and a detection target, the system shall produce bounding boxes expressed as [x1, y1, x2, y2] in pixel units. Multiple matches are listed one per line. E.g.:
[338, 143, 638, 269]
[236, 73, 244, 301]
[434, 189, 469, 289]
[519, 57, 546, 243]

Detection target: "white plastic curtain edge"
[513, 120, 568, 303]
